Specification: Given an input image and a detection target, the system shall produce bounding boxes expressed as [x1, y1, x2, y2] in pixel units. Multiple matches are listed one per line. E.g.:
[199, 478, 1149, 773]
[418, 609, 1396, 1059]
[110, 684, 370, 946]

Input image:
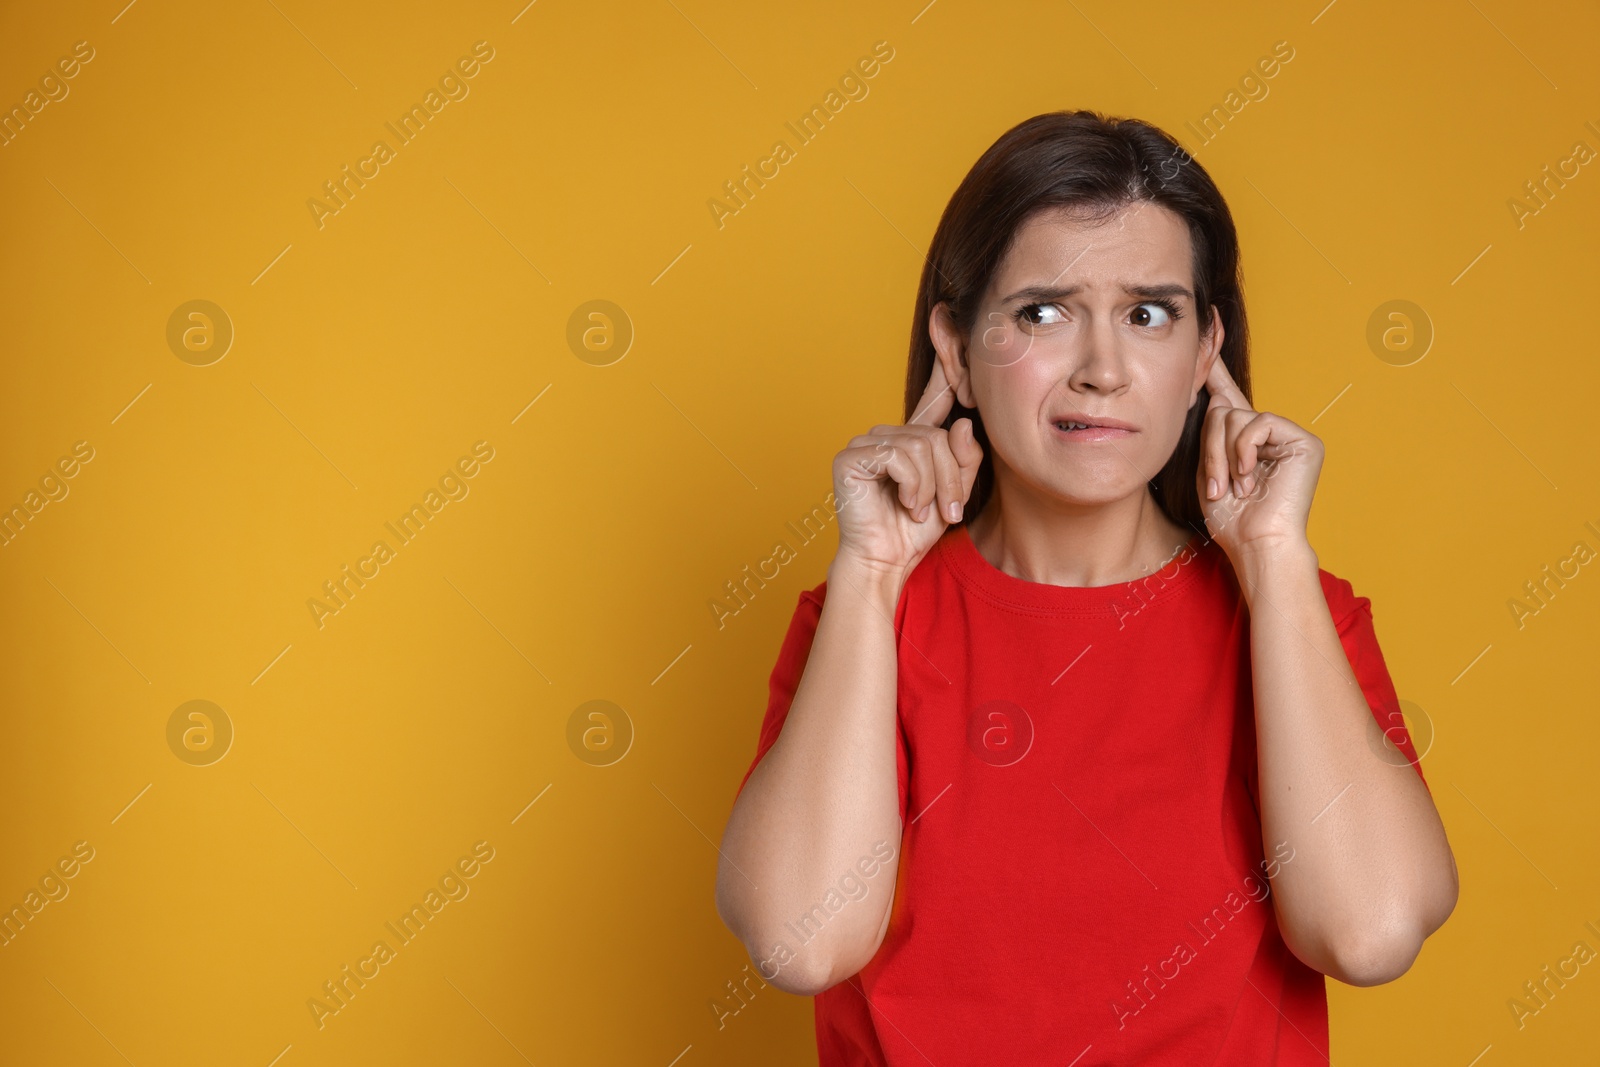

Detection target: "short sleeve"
[1319, 570, 1430, 792]
[732, 582, 912, 822]
[735, 583, 828, 798]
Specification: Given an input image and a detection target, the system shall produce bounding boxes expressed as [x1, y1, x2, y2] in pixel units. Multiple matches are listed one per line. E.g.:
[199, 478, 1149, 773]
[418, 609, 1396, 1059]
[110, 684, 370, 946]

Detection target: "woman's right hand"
[832, 359, 985, 583]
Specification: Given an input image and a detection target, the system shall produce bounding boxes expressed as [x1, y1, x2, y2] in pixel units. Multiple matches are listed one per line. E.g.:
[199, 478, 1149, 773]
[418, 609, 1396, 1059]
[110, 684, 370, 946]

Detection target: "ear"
[928, 301, 977, 409]
[1190, 303, 1225, 409]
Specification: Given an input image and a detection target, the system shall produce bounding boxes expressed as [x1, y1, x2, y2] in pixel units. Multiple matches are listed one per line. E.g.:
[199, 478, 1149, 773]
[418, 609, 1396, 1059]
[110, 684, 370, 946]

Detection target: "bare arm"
[716, 349, 982, 995]
[1242, 544, 1458, 986]
[1197, 354, 1457, 986]
[715, 556, 905, 995]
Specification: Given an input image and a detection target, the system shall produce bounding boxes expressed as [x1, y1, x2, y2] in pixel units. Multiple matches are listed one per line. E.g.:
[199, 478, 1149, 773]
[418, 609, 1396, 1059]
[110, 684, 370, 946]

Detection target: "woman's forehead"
[990, 203, 1193, 296]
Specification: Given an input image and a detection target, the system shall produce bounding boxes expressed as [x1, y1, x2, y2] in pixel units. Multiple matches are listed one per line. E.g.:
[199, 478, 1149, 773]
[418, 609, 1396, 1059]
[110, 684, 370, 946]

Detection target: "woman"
[715, 110, 1456, 1064]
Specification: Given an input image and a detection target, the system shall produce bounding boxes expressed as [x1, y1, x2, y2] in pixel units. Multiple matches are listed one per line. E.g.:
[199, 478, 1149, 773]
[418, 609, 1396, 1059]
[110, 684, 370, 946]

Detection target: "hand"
[1198, 358, 1323, 561]
[832, 359, 984, 584]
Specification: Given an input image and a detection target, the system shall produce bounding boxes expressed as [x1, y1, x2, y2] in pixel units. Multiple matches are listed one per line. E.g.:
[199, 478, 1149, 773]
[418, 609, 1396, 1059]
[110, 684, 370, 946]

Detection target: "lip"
[1051, 424, 1134, 442]
[1049, 411, 1137, 440]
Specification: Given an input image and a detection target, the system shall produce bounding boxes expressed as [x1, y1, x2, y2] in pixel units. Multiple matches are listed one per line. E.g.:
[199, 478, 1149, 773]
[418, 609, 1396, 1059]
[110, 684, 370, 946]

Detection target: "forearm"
[716, 555, 906, 992]
[1241, 543, 1457, 985]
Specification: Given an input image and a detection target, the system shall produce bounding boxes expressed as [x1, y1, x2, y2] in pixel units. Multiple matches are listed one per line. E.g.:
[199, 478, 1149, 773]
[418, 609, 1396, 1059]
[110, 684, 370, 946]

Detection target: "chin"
[1038, 476, 1134, 507]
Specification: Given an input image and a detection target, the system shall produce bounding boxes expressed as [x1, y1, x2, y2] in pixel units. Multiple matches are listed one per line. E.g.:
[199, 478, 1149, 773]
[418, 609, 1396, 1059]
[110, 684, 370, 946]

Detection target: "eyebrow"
[999, 282, 1194, 303]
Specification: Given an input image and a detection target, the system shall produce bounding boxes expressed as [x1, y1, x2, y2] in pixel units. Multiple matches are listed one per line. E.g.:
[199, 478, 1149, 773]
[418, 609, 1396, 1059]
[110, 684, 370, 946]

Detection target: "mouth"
[1050, 414, 1136, 441]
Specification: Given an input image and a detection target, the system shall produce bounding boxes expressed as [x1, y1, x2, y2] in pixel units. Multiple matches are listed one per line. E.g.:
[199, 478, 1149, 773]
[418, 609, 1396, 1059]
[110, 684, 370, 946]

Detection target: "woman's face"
[931, 201, 1224, 510]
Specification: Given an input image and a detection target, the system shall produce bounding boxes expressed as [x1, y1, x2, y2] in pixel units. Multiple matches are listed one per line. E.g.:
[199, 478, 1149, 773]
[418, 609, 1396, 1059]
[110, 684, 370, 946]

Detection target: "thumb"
[952, 417, 983, 482]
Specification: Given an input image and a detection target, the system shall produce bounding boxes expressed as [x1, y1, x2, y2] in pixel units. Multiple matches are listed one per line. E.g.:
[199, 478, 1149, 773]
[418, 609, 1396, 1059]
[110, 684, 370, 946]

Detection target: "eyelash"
[1012, 298, 1185, 327]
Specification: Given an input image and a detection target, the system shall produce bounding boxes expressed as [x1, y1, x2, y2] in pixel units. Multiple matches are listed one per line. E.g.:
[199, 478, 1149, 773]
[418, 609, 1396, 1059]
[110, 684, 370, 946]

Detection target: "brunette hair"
[903, 109, 1251, 536]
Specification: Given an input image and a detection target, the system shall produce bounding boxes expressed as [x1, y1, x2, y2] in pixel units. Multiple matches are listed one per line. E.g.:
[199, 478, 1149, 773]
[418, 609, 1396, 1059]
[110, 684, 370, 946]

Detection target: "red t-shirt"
[735, 523, 1427, 1065]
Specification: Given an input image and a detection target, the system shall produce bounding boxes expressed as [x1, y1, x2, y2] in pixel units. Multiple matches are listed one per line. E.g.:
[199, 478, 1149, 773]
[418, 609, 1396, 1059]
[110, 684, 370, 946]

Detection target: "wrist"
[1232, 537, 1319, 591]
[828, 554, 907, 611]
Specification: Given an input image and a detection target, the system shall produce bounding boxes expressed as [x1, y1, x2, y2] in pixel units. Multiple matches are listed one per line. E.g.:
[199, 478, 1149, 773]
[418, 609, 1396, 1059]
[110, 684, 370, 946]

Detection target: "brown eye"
[1017, 303, 1066, 326]
[1132, 302, 1176, 328]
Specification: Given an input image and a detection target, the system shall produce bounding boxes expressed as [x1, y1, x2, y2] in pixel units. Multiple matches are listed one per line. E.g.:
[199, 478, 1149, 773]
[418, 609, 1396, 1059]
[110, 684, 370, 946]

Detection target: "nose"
[1066, 310, 1132, 395]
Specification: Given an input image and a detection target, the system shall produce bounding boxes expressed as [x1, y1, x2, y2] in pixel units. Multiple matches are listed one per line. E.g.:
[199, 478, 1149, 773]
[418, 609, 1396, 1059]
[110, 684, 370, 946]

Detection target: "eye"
[1131, 299, 1183, 328]
[1015, 302, 1067, 327]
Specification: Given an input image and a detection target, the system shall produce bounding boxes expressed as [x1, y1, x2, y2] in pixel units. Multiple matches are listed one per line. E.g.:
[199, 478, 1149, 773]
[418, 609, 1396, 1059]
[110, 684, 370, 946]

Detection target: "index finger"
[908, 358, 957, 427]
[1205, 356, 1253, 413]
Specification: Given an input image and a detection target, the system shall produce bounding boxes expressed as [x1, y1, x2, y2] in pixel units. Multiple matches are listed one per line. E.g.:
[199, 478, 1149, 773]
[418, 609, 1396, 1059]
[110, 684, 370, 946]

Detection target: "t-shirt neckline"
[938, 521, 1214, 616]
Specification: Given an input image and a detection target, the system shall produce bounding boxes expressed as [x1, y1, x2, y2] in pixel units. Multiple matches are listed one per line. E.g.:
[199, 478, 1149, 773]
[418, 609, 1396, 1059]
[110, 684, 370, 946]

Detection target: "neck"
[965, 477, 1193, 589]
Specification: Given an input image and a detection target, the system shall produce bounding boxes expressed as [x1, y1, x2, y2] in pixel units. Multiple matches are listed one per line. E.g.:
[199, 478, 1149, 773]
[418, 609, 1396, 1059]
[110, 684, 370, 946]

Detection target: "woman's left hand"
[1198, 357, 1323, 561]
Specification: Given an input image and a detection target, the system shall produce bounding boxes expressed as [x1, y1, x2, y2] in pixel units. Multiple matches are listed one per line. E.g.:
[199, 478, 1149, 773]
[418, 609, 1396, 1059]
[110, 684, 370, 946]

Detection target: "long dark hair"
[903, 109, 1251, 536]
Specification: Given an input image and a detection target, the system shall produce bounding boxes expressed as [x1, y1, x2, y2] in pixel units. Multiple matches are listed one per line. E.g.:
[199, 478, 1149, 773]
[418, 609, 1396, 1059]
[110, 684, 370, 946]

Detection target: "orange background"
[0, 1, 1596, 1063]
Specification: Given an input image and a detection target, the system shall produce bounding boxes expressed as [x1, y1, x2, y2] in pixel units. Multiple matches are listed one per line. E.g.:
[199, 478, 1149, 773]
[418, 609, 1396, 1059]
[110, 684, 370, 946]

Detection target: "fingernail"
[1207, 477, 1218, 500]
[1231, 478, 1242, 498]
[949, 501, 962, 522]
[916, 503, 929, 522]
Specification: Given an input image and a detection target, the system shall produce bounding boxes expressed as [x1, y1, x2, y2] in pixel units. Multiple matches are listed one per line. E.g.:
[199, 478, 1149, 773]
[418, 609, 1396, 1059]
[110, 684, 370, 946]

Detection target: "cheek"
[1132, 358, 1199, 438]
[967, 362, 1061, 470]
[971, 314, 1045, 370]
[974, 358, 1054, 430]
[1143, 367, 1191, 409]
